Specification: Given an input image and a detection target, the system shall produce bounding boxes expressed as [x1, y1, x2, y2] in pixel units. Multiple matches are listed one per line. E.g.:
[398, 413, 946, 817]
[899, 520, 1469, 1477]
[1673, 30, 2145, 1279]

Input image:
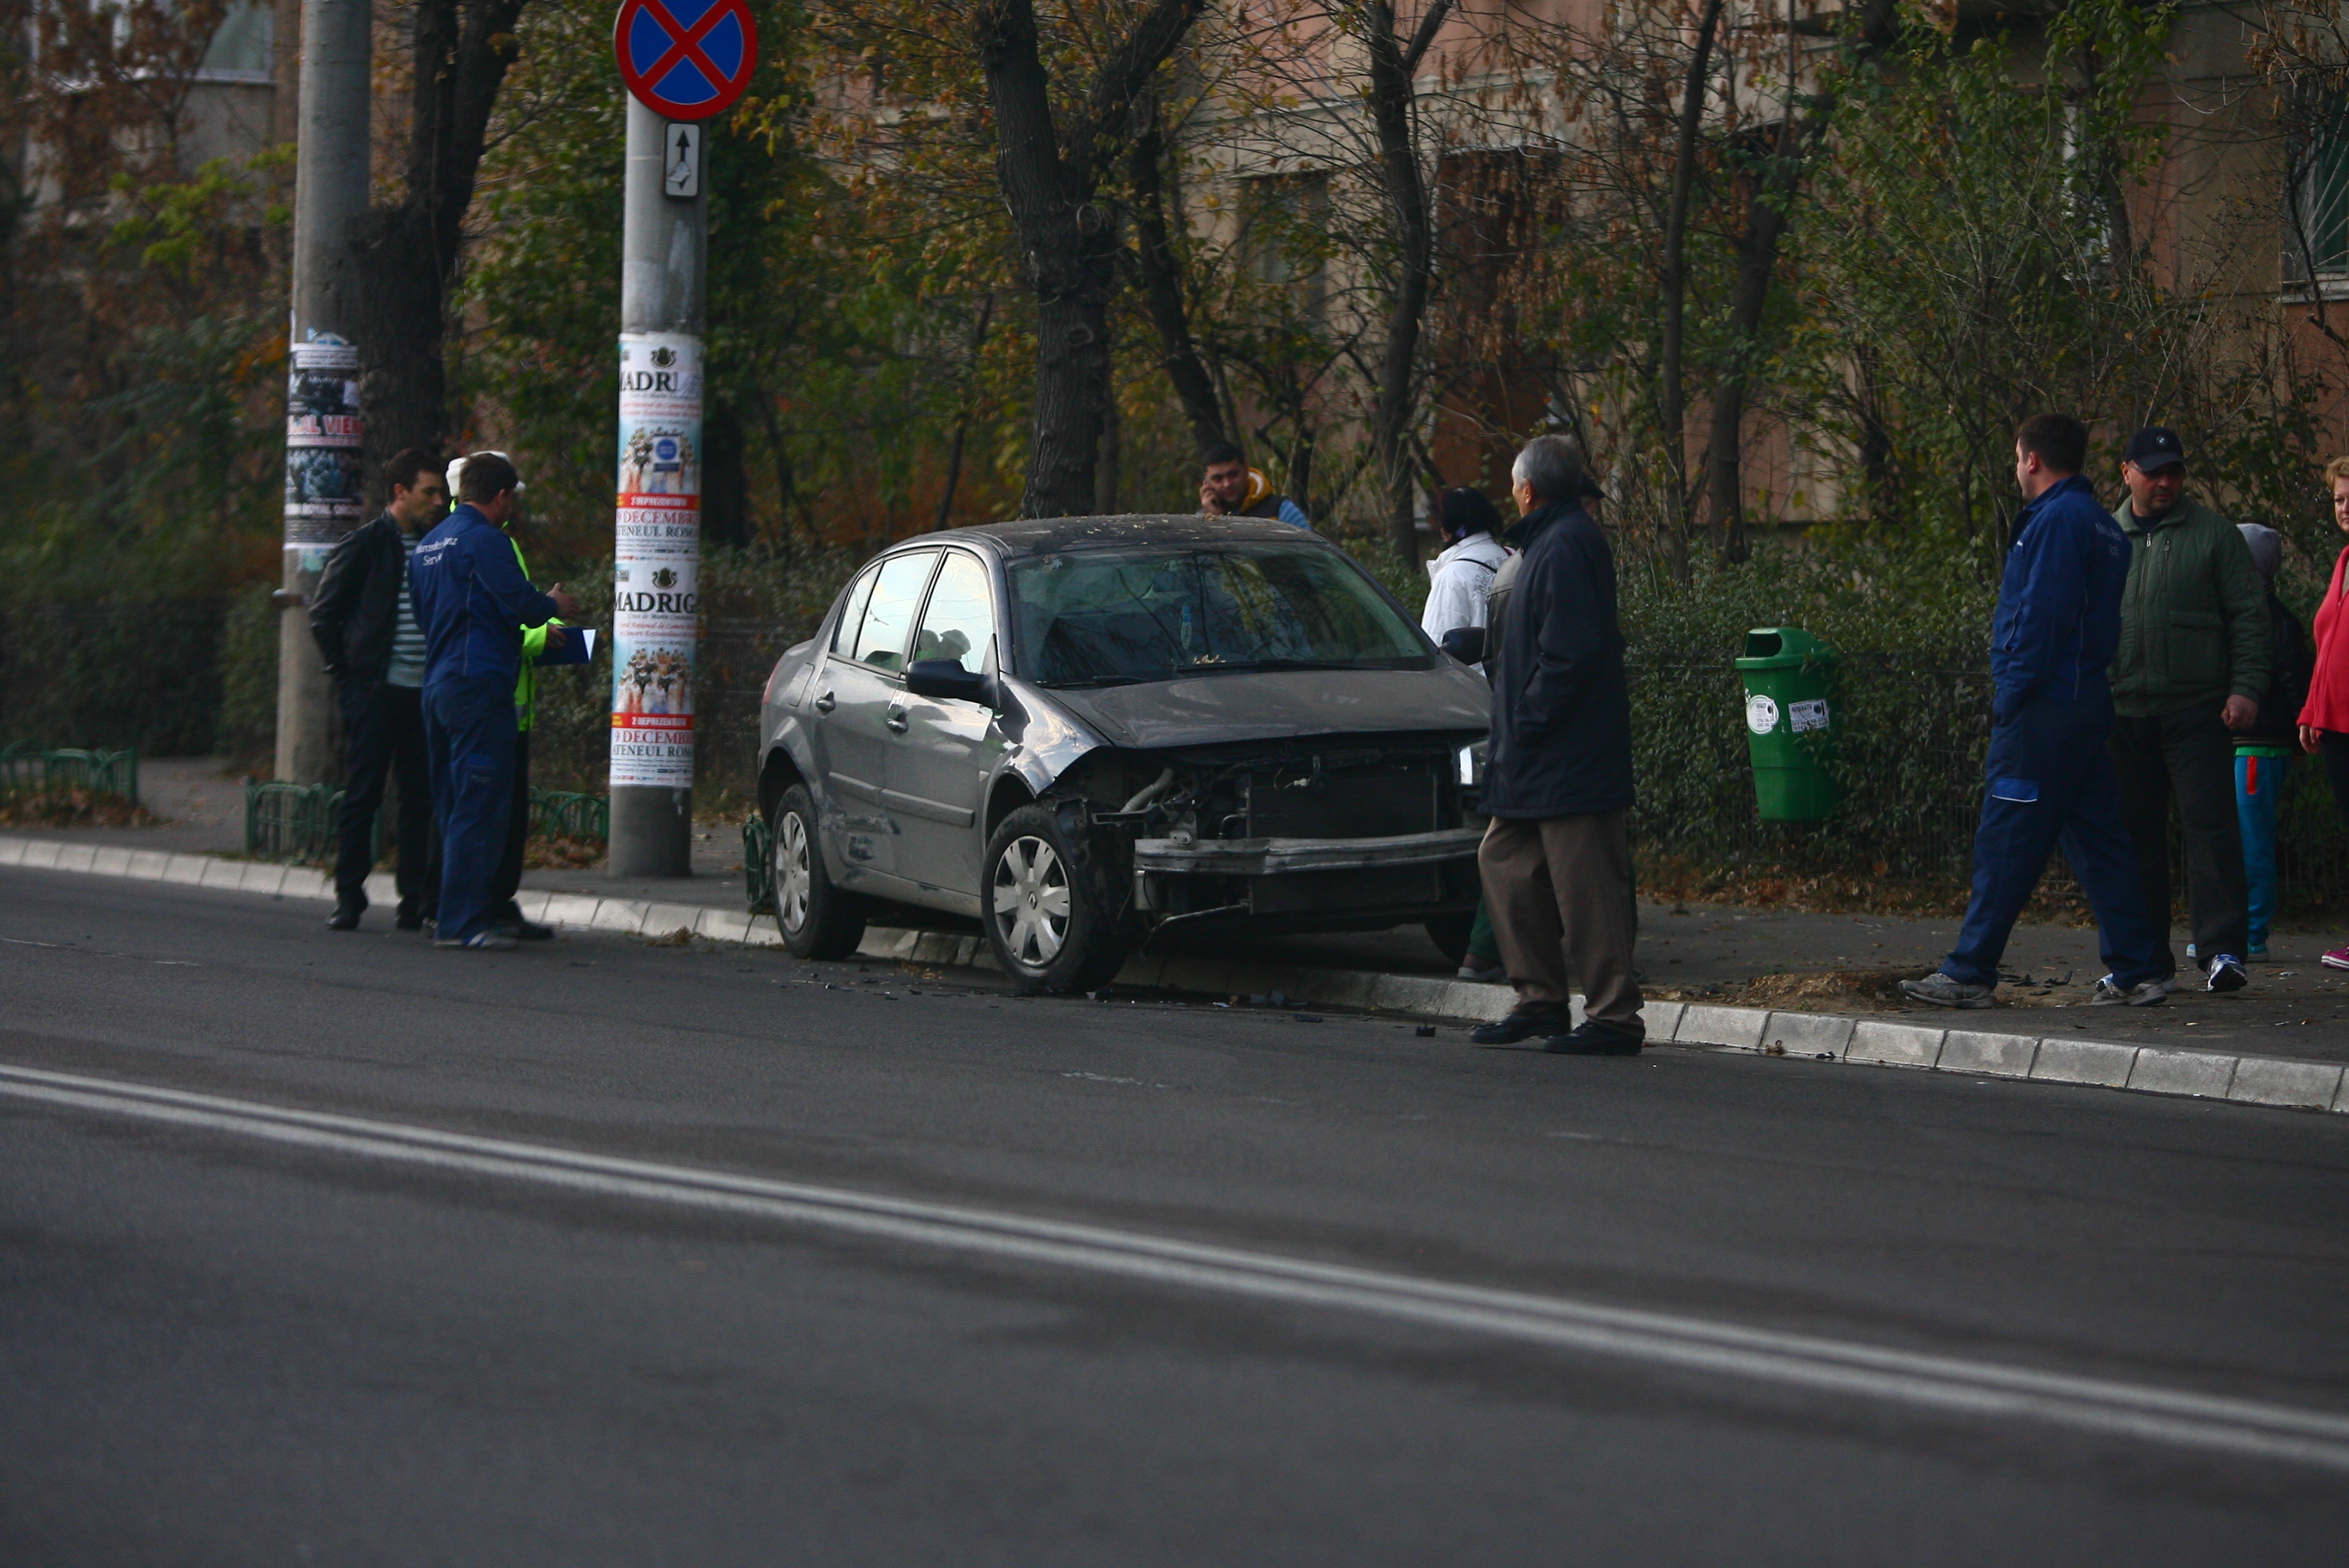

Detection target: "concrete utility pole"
[272, 0, 372, 784]
[608, 95, 708, 877]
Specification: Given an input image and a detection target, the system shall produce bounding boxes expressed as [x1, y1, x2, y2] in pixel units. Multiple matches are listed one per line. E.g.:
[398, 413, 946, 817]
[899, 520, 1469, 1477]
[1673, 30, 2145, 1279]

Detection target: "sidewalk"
[11, 778, 2349, 1115]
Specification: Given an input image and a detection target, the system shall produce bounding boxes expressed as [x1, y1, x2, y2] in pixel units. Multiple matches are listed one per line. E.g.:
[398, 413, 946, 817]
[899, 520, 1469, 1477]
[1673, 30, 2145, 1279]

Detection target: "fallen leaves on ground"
[1653, 966, 1919, 1009]
[523, 835, 605, 870]
[0, 788, 163, 828]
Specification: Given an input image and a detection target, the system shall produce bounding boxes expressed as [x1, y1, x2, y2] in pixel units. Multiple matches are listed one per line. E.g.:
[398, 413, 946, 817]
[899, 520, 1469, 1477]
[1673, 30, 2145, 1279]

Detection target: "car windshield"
[1006, 542, 1431, 688]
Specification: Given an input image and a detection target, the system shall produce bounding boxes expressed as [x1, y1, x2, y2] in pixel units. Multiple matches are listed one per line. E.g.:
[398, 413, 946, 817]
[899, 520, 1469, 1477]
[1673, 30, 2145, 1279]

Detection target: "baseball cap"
[2122, 426, 2186, 471]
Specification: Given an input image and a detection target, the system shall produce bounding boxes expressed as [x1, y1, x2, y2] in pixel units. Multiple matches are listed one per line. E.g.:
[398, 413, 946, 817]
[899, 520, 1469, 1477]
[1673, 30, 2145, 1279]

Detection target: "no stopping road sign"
[614, 0, 757, 121]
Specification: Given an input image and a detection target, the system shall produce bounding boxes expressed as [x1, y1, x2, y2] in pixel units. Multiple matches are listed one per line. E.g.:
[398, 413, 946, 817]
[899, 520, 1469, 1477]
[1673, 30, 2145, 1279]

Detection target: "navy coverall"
[1940, 475, 2162, 988]
[408, 505, 561, 944]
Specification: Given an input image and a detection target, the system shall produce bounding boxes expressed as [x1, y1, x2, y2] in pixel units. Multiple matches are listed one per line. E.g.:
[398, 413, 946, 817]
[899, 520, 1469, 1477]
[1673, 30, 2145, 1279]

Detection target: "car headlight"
[1456, 742, 1486, 786]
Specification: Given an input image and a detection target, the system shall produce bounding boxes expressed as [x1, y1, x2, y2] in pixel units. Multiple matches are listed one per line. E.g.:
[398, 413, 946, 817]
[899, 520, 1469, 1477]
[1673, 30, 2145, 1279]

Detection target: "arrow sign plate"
[664, 122, 701, 198]
[614, 0, 757, 122]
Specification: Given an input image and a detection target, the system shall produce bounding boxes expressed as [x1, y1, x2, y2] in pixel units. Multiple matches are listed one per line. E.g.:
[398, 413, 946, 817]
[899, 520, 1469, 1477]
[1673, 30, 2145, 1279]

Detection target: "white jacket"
[1420, 532, 1509, 646]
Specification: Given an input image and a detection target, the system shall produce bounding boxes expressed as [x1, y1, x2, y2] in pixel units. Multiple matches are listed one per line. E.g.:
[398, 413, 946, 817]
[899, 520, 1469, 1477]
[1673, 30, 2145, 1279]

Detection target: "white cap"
[446, 450, 524, 509]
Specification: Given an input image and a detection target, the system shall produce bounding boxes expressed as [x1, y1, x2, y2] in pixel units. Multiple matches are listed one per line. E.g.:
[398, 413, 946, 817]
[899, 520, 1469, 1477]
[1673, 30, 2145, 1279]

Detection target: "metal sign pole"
[608, 95, 708, 878]
[273, 0, 371, 785]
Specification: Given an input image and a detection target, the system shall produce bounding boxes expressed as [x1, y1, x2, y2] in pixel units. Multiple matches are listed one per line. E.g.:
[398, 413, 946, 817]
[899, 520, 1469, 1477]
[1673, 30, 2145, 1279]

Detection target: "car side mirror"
[905, 658, 991, 705]
[1439, 627, 1486, 664]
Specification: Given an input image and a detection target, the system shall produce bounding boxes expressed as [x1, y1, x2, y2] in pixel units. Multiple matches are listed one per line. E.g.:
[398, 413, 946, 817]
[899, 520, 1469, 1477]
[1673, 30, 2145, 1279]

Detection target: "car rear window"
[1006, 542, 1430, 688]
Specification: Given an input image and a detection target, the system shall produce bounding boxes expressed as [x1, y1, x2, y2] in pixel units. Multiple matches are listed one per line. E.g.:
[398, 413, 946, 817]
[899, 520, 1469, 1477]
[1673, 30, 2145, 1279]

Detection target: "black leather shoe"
[1469, 1007, 1573, 1045]
[1541, 1022, 1644, 1056]
[326, 904, 362, 932]
[396, 901, 427, 932]
[500, 917, 555, 941]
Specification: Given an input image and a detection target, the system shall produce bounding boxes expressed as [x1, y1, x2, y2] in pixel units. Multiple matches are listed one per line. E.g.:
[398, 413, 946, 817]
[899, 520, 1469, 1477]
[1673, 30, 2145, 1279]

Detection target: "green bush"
[213, 580, 278, 768]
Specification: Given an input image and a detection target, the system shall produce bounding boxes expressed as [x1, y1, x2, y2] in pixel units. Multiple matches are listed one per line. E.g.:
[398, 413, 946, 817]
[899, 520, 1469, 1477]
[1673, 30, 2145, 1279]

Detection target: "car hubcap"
[993, 835, 1071, 967]
[776, 811, 813, 934]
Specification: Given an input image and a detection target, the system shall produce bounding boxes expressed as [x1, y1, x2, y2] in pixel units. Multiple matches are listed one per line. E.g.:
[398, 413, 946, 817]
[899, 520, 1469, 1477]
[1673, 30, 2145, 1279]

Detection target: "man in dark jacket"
[1467, 434, 1644, 1054]
[2106, 425, 2267, 993]
[307, 448, 446, 931]
[1902, 415, 2166, 1008]
[409, 453, 578, 950]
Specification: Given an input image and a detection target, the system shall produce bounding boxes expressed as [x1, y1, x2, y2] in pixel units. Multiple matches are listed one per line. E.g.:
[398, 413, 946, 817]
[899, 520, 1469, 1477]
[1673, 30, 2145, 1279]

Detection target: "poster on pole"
[282, 338, 365, 565]
[611, 331, 703, 788]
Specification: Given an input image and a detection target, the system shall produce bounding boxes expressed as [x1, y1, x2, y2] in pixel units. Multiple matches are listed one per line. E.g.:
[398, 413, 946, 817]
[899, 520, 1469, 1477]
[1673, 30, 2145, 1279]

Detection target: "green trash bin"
[1734, 627, 1842, 823]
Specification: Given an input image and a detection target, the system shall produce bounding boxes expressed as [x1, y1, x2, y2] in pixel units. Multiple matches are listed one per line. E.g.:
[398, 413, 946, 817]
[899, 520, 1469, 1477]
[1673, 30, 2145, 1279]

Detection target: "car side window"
[829, 566, 879, 657]
[849, 552, 938, 673]
[911, 551, 994, 675]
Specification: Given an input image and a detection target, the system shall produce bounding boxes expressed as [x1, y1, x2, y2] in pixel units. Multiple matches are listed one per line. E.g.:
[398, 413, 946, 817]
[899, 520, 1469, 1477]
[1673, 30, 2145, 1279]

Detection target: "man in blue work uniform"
[1902, 414, 2167, 1009]
[408, 453, 580, 950]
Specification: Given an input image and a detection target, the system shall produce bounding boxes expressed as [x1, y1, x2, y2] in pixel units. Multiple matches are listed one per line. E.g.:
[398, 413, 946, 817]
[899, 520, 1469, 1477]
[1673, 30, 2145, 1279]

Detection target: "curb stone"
[8, 832, 2346, 1115]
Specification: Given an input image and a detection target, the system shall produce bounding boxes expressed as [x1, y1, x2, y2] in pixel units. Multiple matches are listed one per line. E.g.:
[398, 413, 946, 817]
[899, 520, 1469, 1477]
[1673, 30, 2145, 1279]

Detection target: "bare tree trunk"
[1096, 383, 1122, 513]
[1358, 0, 1452, 565]
[1700, 0, 1899, 562]
[351, 0, 528, 468]
[1657, 0, 1725, 578]
[751, 379, 799, 559]
[1129, 99, 1226, 453]
[973, 0, 1203, 518]
[935, 294, 997, 531]
[1704, 127, 1802, 565]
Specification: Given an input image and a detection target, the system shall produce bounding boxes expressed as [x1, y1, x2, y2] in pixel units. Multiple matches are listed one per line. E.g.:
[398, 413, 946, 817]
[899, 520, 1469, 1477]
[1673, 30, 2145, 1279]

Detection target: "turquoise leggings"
[2236, 751, 2291, 950]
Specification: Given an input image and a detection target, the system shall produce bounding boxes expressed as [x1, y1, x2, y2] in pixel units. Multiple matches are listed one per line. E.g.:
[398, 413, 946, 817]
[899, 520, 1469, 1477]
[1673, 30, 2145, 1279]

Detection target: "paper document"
[535, 627, 599, 667]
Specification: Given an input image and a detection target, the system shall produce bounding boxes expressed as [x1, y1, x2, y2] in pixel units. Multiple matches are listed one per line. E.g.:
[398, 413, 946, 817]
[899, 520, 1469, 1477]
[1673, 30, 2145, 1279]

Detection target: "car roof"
[888, 514, 1321, 557]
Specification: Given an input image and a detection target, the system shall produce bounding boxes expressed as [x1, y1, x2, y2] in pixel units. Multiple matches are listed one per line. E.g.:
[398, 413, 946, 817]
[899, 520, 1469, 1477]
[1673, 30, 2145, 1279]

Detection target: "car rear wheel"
[772, 783, 866, 960]
[984, 803, 1128, 994]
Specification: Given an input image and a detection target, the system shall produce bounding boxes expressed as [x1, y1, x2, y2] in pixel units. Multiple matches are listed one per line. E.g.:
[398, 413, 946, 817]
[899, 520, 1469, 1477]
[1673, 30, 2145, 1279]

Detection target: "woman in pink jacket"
[2297, 456, 2349, 968]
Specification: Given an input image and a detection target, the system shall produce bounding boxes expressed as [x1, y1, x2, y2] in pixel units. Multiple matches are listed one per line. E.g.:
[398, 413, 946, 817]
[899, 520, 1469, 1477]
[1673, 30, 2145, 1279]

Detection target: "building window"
[2286, 91, 2349, 283]
[198, 2, 274, 81]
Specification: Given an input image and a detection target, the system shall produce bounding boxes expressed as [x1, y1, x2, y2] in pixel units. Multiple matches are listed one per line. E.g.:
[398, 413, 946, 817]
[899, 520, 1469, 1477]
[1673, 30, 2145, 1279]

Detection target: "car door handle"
[885, 706, 909, 733]
[813, 689, 835, 713]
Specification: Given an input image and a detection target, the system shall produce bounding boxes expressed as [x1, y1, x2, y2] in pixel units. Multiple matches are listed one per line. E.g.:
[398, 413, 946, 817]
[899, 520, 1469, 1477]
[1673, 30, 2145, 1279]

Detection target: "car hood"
[1037, 664, 1490, 750]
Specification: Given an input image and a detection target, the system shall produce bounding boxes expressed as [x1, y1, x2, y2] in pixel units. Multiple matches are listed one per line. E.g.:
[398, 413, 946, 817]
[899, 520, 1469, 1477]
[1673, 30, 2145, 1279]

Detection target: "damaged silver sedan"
[755, 515, 1492, 992]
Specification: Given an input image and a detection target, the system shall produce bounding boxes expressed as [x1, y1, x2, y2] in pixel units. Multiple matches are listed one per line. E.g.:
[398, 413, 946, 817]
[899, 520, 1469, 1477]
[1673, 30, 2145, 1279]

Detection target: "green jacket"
[2108, 493, 2268, 719]
[507, 533, 564, 734]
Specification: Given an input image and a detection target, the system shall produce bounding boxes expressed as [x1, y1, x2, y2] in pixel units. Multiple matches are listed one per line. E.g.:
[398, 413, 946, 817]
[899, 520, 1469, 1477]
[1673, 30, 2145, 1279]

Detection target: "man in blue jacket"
[1903, 414, 2166, 1008]
[408, 453, 580, 950]
[1467, 433, 1644, 1054]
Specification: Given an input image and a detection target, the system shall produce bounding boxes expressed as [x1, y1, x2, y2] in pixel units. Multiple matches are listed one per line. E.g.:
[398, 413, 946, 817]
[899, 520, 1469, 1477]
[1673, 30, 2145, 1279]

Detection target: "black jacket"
[2237, 590, 2311, 748]
[309, 512, 409, 683]
[1480, 498, 1635, 817]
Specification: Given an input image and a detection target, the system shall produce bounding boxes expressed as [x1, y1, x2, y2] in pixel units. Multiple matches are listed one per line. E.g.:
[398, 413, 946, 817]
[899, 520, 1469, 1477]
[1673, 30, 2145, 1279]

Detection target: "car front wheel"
[983, 803, 1128, 994]
[772, 783, 866, 960]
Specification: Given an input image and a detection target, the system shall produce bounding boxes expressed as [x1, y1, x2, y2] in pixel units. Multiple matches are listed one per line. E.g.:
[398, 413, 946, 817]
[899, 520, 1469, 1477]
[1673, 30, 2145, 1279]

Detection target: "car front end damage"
[1038, 733, 1489, 935]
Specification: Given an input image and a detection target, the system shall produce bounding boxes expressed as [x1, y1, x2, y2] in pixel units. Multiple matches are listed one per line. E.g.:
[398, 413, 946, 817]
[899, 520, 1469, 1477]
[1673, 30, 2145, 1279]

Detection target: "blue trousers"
[1943, 694, 2162, 988]
[2235, 751, 2290, 951]
[424, 674, 518, 944]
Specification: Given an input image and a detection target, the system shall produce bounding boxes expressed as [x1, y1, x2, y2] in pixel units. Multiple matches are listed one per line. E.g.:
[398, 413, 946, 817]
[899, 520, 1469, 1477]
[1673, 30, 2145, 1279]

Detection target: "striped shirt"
[384, 531, 428, 689]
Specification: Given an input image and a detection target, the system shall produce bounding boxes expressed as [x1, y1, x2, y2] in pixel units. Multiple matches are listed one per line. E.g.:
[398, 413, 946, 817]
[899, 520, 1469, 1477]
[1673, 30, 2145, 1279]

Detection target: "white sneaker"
[2091, 975, 2168, 1007]
[2205, 954, 2248, 994]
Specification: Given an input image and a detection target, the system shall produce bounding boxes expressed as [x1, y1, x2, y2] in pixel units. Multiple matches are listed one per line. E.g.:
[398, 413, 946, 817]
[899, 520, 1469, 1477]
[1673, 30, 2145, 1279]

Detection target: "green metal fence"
[0, 744, 140, 802]
[245, 779, 349, 863]
[742, 814, 775, 914]
[531, 789, 609, 842]
[246, 779, 610, 864]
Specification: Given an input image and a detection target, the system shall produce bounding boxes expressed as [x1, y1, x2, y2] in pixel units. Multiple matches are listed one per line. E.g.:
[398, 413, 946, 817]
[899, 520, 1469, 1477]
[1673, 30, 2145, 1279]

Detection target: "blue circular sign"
[614, 0, 757, 122]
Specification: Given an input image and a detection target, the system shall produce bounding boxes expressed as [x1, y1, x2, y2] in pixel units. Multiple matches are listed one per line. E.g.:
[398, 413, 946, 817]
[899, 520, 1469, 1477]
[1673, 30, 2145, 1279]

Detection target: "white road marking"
[5, 1060, 2347, 1470]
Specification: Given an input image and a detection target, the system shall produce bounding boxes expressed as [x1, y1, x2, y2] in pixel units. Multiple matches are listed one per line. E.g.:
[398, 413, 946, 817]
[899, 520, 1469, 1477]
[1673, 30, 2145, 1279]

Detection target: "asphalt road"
[4, 865, 2348, 1564]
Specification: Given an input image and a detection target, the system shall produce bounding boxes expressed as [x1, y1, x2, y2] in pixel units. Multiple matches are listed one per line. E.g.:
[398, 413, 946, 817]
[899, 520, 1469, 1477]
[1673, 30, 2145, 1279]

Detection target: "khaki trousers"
[1478, 810, 1643, 1032]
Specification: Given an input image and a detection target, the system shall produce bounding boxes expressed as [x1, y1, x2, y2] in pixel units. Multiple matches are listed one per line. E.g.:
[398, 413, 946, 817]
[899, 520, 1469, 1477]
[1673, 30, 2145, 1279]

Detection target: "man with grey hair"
[1467, 432, 1645, 1054]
